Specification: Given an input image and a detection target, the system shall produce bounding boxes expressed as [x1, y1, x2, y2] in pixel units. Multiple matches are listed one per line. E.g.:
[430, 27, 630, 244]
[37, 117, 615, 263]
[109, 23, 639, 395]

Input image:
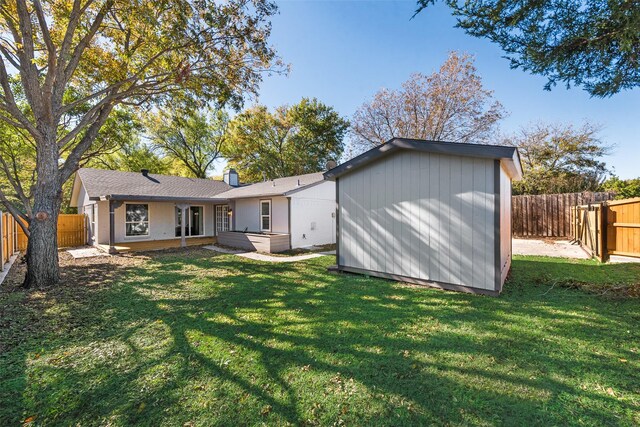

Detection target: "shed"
[324, 138, 523, 295]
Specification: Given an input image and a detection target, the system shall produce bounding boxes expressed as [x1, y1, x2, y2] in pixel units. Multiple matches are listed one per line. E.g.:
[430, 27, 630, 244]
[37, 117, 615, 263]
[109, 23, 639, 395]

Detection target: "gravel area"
[513, 239, 589, 259]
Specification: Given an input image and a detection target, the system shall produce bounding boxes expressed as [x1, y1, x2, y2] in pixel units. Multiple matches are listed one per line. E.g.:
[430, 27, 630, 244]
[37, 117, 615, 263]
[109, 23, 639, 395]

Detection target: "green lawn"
[1, 250, 639, 426]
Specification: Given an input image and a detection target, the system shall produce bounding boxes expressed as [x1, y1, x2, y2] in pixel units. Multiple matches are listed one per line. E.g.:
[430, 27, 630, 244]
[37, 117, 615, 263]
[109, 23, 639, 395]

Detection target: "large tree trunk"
[22, 130, 63, 289]
[23, 205, 60, 288]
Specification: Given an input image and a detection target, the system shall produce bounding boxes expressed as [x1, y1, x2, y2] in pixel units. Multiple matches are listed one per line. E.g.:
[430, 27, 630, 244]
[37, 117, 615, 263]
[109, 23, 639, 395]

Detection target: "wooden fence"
[15, 214, 88, 251]
[571, 197, 640, 261]
[570, 204, 604, 260]
[512, 192, 615, 238]
[1, 212, 19, 270]
[1, 213, 87, 264]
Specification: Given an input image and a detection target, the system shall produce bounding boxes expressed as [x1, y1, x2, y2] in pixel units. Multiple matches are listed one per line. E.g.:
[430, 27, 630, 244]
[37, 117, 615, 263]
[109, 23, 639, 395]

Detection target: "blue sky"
[223, 0, 640, 179]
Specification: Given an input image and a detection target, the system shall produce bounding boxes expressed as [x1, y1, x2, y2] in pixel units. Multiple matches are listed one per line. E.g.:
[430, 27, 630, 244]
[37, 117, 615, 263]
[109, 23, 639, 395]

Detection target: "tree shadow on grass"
[1, 249, 638, 425]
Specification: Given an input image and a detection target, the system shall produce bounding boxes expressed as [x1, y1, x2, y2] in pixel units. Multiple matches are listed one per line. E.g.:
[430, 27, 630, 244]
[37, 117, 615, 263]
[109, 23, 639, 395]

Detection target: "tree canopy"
[416, 0, 640, 97]
[601, 176, 640, 200]
[0, 0, 281, 287]
[146, 107, 228, 179]
[224, 98, 349, 182]
[503, 122, 611, 195]
[350, 51, 504, 153]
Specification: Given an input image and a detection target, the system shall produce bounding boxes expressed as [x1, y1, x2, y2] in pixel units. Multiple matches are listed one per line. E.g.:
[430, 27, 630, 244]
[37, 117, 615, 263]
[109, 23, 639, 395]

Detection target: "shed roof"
[70, 168, 232, 206]
[324, 138, 523, 181]
[215, 172, 325, 199]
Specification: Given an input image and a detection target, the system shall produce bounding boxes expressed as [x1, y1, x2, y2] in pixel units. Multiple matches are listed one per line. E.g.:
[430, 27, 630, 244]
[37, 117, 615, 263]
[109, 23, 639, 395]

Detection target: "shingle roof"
[76, 168, 232, 201]
[324, 138, 523, 181]
[216, 172, 326, 199]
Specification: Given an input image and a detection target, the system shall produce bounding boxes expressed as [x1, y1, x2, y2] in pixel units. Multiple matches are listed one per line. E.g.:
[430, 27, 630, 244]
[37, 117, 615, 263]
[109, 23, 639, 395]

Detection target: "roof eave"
[88, 194, 230, 203]
[325, 138, 524, 181]
[283, 180, 326, 196]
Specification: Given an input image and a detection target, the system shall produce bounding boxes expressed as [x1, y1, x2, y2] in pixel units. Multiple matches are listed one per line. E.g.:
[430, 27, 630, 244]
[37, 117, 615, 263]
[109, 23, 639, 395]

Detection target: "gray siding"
[338, 150, 497, 291]
[217, 231, 290, 253]
[499, 164, 512, 286]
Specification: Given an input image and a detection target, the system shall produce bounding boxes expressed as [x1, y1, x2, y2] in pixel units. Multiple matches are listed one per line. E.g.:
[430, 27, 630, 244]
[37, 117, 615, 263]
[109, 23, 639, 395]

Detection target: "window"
[216, 205, 229, 233]
[260, 200, 271, 232]
[125, 204, 149, 237]
[175, 206, 204, 237]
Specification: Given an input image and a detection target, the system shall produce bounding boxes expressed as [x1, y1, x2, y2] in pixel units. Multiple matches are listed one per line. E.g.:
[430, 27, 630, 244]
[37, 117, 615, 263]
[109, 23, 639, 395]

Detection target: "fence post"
[1, 213, 4, 271]
[601, 201, 609, 262]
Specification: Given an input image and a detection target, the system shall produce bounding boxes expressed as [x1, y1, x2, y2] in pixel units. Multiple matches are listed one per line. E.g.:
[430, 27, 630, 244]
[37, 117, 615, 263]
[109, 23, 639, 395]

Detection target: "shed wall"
[338, 150, 497, 291]
[499, 164, 512, 287]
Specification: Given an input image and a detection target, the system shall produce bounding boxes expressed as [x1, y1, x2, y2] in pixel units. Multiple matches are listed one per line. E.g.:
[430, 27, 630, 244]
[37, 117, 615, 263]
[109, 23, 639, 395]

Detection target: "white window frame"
[176, 205, 205, 238]
[260, 199, 271, 232]
[216, 205, 229, 233]
[125, 203, 150, 238]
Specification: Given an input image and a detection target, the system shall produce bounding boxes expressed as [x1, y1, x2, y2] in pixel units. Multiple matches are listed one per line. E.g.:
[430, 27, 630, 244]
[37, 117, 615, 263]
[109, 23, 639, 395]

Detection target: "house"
[69, 168, 336, 254]
[324, 138, 523, 295]
[70, 168, 235, 253]
[214, 172, 336, 252]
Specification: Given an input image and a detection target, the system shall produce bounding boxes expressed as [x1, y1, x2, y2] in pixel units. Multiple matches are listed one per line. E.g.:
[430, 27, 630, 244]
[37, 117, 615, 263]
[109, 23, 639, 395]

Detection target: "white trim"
[260, 199, 272, 232]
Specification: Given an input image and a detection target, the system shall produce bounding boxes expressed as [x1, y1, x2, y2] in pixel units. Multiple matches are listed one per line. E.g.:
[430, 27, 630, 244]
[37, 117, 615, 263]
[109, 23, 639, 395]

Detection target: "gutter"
[90, 194, 230, 204]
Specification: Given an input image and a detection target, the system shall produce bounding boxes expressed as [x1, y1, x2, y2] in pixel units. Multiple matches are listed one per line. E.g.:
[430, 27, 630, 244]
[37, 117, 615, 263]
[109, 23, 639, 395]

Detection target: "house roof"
[215, 172, 326, 199]
[324, 138, 524, 181]
[70, 168, 232, 206]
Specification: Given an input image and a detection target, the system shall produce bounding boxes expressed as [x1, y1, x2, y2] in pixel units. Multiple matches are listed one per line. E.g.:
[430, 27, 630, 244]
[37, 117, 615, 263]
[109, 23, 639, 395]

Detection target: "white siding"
[289, 181, 336, 248]
[75, 185, 92, 208]
[105, 202, 215, 243]
[233, 196, 289, 234]
[96, 200, 110, 245]
[338, 150, 498, 291]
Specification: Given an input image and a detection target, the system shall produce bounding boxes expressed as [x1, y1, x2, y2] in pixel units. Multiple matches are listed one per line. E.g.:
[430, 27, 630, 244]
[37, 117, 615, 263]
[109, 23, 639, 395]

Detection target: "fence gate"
[571, 197, 640, 261]
[605, 198, 640, 259]
[15, 214, 88, 251]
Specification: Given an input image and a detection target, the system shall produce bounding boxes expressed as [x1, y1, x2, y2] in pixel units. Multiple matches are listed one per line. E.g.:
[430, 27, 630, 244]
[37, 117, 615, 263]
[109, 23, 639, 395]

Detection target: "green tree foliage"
[601, 176, 640, 199]
[0, 107, 147, 212]
[504, 122, 611, 195]
[416, 1, 640, 97]
[146, 107, 228, 178]
[350, 52, 504, 152]
[224, 98, 349, 182]
[0, 0, 280, 287]
[88, 140, 170, 176]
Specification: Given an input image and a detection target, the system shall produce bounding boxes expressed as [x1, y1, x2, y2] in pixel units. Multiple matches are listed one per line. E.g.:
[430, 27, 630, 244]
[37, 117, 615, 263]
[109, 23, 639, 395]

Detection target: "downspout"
[287, 197, 292, 250]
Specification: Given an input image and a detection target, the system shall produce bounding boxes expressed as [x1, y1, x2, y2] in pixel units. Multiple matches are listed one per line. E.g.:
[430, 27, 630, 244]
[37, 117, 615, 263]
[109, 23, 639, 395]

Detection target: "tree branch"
[0, 191, 30, 235]
[58, 102, 115, 183]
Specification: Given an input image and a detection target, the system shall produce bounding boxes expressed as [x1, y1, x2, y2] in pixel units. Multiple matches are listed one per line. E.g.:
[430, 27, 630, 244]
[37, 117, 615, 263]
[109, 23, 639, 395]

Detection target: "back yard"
[1, 250, 638, 426]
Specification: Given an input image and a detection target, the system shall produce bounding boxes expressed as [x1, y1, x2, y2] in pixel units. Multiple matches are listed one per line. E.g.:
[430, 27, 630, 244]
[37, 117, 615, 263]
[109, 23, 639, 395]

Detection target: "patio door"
[216, 205, 229, 234]
[175, 206, 204, 237]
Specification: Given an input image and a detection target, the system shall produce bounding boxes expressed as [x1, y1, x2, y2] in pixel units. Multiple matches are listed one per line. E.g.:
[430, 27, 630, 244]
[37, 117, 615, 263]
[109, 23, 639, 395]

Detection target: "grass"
[0, 250, 639, 426]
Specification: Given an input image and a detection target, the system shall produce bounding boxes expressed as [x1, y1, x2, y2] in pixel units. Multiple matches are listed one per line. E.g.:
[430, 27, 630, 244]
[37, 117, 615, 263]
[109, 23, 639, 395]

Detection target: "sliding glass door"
[175, 206, 204, 237]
